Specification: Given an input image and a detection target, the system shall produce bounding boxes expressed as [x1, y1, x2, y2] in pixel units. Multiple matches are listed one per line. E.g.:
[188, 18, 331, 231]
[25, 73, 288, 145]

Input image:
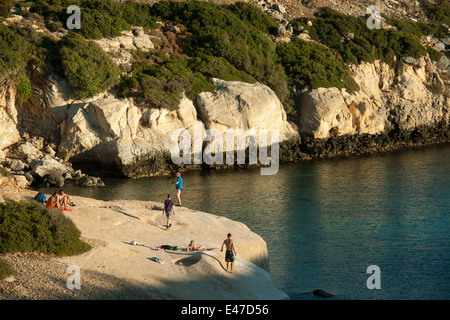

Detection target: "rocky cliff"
[0, 1, 449, 186]
[298, 56, 448, 139]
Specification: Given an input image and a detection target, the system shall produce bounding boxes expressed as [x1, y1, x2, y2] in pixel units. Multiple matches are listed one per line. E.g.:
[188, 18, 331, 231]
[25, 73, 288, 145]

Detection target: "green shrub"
[0, 258, 15, 280]
[426, 45, 442, 62]
[0, 25, 30, 80]
[386, 17, 447, 39]
[59, 32, 120, 98]
[118, 57, 216, 110]
[424, 0, 450, 25]
[30, 0, 157, 39]
[225, 2, 278, 34]
[16, 72, 32, 100]
[0, 198, 91, 256]
[0, 165, 11, 177]
[188, 55, 257, 84]
[150, 0, 289, 104]
[277, 38, 360, 92]
[0, 0, 15, 17]
[291, 7, 430, 65]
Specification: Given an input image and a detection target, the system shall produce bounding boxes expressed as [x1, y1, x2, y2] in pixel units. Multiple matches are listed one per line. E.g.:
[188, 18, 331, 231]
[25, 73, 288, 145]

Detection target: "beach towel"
[149, 256, 165, 264]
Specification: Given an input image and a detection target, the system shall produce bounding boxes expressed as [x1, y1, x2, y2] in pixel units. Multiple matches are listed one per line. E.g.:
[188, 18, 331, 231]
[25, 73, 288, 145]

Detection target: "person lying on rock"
[220, 233, 237, 273]
[186, 240, 205, 252]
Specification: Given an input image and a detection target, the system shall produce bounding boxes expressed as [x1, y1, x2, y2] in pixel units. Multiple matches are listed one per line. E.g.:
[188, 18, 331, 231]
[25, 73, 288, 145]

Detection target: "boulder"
[24, 172, 34, 185]
[44, 145, 56, 157]
[298, 87, 355, 138]
[343, 90, 387, 135]
[77, 175, 105, 187]
[435, 54, 449, 71]
[12, 175, 29, 189]
[16, 142, 41, 161]
[57, 98, 141, 163]
[72, 170, 85, 180]
[46, 172, 65, 187]
[9, 159, 27, 171]
[31, 159, 71, 182]
[196, 79, 296, 140]
[313, 289, 333, 298]
[57, 97, 167, 177]
[93, 27, 154, 68]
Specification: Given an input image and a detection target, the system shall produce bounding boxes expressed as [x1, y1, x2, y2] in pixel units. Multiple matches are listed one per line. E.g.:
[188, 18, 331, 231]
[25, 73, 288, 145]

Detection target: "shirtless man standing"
[220, 233, 237, 273]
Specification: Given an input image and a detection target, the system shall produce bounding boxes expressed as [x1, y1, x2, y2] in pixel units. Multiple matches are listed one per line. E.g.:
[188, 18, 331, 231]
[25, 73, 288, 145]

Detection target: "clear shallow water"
[36, 144, 450, 299]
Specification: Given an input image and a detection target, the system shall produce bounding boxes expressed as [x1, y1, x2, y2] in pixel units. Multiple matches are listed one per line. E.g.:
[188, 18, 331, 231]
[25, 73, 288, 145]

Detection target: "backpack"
[34, 192, 47, 204]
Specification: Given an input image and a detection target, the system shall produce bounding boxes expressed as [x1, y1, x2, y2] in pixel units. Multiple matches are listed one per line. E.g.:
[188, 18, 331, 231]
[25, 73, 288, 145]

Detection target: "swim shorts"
[225, 250, 235, 262]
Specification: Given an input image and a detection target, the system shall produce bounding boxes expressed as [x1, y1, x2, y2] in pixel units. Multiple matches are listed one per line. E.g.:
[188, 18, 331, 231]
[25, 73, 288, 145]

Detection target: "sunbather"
[45, 192, 58, 209]
[57, 189, 73, 211]
[186, 240, 205, 252]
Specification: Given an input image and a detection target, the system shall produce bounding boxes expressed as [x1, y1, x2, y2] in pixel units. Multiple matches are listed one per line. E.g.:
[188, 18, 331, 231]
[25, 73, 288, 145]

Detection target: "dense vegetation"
[148, 0, 290, 104]
[423, 0, 450, 25]
[0, 0, 15, 17]
[290, 7, 433, 66]
[0, 198, 91, 256]
[0, 0, 447, 113]
[30, 0, 158, 39]
[0, 198, 91, 279]
[277, 38, 360, 92]
[0, 25, 31, 90]
[59, 32, 120, 99]
[118, 53, 255, 110]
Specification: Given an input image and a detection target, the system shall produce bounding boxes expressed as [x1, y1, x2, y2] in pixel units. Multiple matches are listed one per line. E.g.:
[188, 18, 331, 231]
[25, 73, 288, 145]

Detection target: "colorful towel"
[149, 256, 164, 264]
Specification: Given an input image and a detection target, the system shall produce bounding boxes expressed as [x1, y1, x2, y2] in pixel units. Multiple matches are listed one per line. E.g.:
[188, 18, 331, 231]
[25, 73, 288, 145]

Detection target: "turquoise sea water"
[36, 144, 450, 299]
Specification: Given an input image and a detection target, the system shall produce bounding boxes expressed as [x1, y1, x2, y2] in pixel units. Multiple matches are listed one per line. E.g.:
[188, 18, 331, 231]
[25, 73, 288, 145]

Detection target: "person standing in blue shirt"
[174, 172, 183, 206]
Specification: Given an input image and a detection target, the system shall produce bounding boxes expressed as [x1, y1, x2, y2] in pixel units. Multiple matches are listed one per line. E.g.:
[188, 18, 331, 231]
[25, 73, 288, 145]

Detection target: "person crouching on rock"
[221, 233, 237, 273]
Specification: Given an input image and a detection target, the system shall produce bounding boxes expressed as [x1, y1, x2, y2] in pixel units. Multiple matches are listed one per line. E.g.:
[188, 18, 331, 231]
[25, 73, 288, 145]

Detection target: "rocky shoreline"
[1, 119, 448, 185]
[280, 119, 450, 163]
[98, 119, 450, 177]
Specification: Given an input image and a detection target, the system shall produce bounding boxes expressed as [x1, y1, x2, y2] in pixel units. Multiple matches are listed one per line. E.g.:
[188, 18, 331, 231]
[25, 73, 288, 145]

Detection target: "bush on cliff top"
[118, 53, 256, 110]
[423, 0, 450, 25]
[118, 56, 215, 111]
[0, 198, 91, 256]
[291, 7, 429, 65]
[0, 0, 15, 17]
[0, 25, 30, 81]
[277, 38, 360, 92]
[59, 32, 120, 99]
[149, 0, 290, 105]
[30, 0, 158, 39]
